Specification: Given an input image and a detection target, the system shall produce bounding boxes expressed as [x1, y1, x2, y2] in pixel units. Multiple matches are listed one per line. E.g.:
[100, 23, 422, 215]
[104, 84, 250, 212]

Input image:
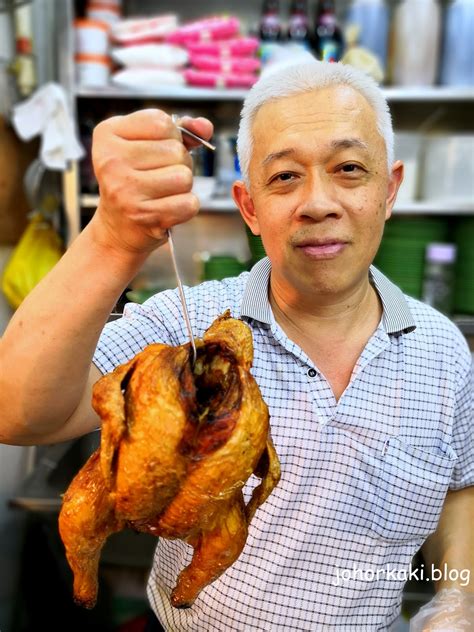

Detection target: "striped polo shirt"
[94, 258, 474, 631]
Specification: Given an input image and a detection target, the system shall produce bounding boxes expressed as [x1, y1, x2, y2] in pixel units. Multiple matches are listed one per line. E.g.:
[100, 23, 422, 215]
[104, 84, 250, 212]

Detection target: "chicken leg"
[171, 495, 248, 608]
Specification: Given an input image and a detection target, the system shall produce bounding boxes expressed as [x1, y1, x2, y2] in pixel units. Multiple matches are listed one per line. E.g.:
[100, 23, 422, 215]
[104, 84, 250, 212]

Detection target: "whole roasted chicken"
[59, 312, 280, 609]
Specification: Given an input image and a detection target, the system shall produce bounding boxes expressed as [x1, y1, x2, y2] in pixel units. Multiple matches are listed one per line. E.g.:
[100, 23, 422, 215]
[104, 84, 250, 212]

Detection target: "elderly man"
[0, 61, 473, 630]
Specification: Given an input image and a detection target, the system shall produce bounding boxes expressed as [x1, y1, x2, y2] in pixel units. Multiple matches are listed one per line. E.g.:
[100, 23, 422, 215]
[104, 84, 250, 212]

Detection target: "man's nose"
[295, 171, 343, 221]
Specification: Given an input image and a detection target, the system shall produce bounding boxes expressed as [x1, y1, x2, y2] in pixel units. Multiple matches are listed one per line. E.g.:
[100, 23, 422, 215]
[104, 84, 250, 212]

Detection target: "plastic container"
[453, 218, 474, 314]
[420, 134, 474, 202]
[203, 255, 246, 281]
[345, 0, 389, 69]
[89, 0, 121, 6]
[74, 19, 109, 55]
[75, 53, 111, 87]
[192, 176, 216, 201]
[390, 0, 441, 85]
[422, 243, 457, 314]
[375, 218, 449, 298]
[0, 12, 13, 61]
[86, 4, 121, 28]
[393, 132, 421, 201]
[440, 0, 474, 86]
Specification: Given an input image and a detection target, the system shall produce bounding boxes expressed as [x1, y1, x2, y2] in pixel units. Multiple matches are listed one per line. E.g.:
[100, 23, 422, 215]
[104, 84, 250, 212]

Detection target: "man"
[1, 61, 473, 630]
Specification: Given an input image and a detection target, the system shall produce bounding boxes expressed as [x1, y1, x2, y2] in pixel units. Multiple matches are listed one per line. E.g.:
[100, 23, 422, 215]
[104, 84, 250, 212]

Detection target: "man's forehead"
[261, 138, 371, 168]
[250, 86, 382, 158]
[253, 86, 374, 129]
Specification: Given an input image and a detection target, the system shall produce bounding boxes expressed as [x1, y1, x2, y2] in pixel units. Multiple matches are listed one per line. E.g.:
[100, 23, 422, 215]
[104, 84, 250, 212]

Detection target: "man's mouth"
[294, 238, 348, 259]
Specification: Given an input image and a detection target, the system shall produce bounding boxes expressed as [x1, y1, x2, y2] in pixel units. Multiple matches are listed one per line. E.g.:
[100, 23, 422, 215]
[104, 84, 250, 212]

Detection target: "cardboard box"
[0, 115, 38, 245]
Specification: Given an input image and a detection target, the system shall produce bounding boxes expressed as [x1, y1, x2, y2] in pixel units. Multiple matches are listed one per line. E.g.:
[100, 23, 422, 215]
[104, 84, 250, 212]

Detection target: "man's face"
[234, 86, 403, 299]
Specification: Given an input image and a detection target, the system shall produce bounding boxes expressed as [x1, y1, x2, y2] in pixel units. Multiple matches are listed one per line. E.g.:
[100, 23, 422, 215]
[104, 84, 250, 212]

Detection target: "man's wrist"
[81, 214, 153, 276]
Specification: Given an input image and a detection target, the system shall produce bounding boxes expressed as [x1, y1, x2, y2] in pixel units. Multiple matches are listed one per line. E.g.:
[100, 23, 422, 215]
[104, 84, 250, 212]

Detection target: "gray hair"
[236, 60, 394, 185]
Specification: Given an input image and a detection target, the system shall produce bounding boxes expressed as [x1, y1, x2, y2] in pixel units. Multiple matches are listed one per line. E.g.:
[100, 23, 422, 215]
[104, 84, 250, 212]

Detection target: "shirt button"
[307, 368, 317, 377]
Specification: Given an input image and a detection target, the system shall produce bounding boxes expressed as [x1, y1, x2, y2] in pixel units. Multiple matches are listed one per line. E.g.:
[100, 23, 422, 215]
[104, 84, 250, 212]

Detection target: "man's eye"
[340, 164, 363, 174]
[271, 172, 295, 183]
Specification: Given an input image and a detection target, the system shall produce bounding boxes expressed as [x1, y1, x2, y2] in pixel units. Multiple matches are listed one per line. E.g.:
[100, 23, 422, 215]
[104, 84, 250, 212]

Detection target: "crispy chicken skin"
[59, 312, 280, 609]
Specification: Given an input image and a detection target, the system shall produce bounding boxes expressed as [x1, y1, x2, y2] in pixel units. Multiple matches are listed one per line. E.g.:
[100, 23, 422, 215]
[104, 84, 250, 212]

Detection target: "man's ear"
[232, 180, 260, 235]
[385, 160, 404, 220]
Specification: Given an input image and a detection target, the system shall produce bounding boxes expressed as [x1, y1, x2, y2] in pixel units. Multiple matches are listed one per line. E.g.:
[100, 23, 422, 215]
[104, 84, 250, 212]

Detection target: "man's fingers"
[91, 108, 212, 255]
[120, 138, 193, 171]
[128, 165, 193, 200]
[105, 110, 213, 148]
[136, 192, 201, 229]
[108, 109, 181, 141]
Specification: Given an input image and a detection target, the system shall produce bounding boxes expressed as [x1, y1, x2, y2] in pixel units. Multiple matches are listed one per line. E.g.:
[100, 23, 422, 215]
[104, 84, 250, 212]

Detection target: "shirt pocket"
[371, 436, 458, 542]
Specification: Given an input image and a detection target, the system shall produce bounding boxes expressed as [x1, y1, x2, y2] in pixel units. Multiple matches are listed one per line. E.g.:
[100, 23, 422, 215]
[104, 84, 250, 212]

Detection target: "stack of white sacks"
[110, 14, 188, 89]
[76, 10, 262, 91]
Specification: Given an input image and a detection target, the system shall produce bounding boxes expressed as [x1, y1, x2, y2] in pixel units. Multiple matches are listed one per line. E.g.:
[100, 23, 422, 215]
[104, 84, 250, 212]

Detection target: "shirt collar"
[241, 257, 416, 335]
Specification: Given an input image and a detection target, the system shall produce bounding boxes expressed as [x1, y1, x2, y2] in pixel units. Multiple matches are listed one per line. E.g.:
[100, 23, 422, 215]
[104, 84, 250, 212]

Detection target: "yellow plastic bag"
[1, 211, 63, 309]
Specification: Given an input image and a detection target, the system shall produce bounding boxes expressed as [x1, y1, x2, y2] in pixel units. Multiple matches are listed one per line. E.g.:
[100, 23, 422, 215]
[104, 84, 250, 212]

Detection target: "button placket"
[305, 365, 335, 425]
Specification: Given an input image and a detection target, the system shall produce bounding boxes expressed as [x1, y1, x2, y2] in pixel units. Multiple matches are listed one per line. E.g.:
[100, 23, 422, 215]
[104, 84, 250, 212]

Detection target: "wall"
[0, 246, 31, 632]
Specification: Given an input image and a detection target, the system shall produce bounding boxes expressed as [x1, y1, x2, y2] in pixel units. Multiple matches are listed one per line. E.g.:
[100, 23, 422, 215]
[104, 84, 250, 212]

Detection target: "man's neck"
[268, 272, 384, 402]
[268, 273, 382, 347]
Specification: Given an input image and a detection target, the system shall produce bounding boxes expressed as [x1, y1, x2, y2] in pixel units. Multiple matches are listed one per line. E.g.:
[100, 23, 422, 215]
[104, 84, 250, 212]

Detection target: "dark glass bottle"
[259, 0, 283, 41]
[313, 0, 344, 62]
[288, 0, 311, 48]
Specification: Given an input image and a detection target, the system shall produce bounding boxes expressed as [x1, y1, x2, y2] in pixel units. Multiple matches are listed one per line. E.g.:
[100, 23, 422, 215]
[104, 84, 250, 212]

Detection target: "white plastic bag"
[410, 589, 474, 631]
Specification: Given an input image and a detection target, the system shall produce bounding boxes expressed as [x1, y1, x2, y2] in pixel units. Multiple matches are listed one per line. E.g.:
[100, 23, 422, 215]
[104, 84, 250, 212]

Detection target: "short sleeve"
[93, 289, 188, 375]
[92, 275, 246, 376]
[449, 348, 474, 490]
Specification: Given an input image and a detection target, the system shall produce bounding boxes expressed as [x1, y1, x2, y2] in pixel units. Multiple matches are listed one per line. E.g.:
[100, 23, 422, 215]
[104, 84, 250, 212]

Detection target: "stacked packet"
[109, 14, 187, 89]
[165, 16, 260, 89]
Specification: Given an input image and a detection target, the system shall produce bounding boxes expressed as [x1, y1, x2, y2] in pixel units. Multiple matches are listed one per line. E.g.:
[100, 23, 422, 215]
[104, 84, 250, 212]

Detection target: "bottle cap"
[425, 242, 457, 264]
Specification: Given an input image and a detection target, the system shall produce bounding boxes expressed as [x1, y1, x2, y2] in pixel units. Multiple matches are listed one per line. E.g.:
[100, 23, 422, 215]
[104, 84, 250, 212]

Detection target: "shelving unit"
[65, 82, 474, 243]
[56, 0, 474, 320]
[80, 193, 474, 216]
[76, 84, 474, 103]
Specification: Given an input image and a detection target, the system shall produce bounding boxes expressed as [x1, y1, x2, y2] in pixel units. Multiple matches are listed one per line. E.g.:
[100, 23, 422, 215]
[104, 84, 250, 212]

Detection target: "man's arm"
[422, 486, 474, 592]
[0, 110, 212, 446]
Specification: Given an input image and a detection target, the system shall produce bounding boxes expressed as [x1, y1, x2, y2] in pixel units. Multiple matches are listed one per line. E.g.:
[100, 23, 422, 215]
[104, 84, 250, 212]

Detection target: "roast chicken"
[59, 312, 280, 609]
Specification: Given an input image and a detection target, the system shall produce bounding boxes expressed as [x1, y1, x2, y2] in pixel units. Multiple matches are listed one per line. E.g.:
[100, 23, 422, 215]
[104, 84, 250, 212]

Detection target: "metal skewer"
[167, 115, 216, 365]
[176, 125, 216, 151]
[167, 228, 197, 365]
[172, 113, 216, 151]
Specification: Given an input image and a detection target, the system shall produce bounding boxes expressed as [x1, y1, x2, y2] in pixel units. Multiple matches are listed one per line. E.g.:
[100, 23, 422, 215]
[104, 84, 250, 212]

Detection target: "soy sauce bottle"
[288, 0, 311, 49]
[313, 0, 344, 62]
[259, 0, 283, 41]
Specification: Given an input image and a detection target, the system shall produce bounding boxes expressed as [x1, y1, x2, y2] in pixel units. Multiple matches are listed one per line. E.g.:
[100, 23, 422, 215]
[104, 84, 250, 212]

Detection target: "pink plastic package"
[184, 68, 258, 89]
[190, 54, 260, 73]
[165, 16, 240, 45]
[111, 15, 178, 46]
[186, 37, 260, 57]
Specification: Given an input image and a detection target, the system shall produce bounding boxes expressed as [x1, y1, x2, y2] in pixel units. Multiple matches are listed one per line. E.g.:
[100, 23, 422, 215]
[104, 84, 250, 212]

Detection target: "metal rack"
[80, 193, 474, 216]
[75, 84, 474, 103]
